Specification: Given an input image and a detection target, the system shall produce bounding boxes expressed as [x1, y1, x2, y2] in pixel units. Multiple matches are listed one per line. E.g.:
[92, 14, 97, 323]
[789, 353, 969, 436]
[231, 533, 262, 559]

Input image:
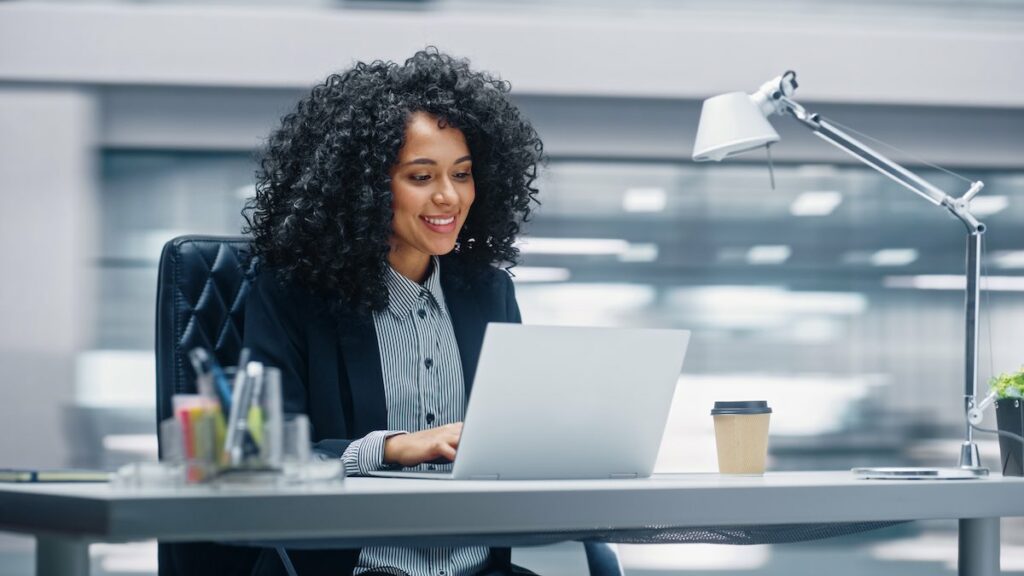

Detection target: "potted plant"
[993, 368, 1024, 476]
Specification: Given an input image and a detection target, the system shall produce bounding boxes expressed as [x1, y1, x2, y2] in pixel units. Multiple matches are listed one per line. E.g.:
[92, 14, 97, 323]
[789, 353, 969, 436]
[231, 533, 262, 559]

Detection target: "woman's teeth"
[423, 216, 455, 225]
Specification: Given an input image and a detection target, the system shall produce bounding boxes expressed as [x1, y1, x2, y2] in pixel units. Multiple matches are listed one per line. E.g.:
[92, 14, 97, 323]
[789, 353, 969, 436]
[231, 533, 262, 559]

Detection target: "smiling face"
[388, 111, 476, 283]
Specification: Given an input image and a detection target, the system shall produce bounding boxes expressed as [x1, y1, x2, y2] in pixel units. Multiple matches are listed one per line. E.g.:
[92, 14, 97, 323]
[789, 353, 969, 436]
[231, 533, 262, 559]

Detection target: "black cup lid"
[711, 400, 772, 415]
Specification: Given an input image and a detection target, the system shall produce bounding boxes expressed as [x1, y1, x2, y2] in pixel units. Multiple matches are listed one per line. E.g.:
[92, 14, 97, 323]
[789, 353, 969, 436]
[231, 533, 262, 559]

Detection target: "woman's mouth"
[421, 214, 457, 233]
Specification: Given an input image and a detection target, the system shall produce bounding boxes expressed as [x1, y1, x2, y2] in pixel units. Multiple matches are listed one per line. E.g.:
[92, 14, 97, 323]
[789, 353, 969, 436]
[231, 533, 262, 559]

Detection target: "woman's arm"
[244, 271, 372, 461]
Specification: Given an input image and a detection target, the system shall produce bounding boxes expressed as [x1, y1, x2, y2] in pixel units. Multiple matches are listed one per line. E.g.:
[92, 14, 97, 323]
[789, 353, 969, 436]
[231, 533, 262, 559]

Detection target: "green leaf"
[991, 367, 1024, 399]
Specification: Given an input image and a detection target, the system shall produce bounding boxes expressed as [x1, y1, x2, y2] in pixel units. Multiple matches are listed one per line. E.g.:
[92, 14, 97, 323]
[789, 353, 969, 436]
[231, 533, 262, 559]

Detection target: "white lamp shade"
[692, 92, 780, 162]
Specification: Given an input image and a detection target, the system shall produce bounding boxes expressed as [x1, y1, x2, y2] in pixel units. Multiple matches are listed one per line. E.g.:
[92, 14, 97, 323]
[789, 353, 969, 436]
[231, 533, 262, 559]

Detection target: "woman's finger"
[437, 442, 457, 461]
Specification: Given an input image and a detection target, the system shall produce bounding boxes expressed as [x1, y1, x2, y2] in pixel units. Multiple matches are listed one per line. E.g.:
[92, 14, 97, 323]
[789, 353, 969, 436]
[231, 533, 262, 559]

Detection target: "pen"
[223, 349, 251, 466]
[244, 362, 265, 456]
[187, 348, 215, 399]
[188, 347, 233, 411]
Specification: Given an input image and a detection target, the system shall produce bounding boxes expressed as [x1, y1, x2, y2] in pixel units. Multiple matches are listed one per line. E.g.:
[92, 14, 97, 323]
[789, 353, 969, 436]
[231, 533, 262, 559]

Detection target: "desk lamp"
[693, 71, 988, 479]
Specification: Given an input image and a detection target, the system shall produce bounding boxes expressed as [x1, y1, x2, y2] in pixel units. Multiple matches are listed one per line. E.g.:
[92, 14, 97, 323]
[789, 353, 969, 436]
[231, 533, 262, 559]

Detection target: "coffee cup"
[711, 401, 772, 475]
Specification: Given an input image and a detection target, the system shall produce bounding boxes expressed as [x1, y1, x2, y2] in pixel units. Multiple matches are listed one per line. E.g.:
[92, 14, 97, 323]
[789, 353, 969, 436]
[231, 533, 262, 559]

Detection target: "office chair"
[155, 235, 624, 576]
[155, 235, 260, 576]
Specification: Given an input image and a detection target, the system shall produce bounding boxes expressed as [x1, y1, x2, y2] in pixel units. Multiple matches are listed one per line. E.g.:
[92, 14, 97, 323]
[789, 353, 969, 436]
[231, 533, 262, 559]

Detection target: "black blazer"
[244, 255, 522, 576]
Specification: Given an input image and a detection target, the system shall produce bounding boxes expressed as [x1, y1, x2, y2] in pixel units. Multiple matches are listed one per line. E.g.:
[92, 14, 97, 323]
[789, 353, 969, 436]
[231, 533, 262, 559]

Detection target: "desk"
[2, 471, 1022, 576]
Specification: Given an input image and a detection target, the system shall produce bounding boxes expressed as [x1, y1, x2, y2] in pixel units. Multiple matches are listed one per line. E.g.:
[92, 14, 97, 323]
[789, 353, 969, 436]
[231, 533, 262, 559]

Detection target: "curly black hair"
[243, 48, 544, 313]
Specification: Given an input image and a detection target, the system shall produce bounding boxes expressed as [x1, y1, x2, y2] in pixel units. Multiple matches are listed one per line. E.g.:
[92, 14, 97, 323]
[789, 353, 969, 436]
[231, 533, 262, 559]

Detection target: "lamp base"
[960, 441, 983, 469]
[852, 467, 988, 480]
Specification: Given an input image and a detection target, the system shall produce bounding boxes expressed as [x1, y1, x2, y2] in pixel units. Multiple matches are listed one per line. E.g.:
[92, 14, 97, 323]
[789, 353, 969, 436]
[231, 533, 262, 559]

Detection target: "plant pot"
[995, 399, 1024, 477]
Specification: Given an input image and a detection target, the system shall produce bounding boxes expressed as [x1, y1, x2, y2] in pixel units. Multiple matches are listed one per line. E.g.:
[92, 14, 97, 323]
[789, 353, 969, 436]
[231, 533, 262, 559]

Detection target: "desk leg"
[36, 535, 89, 576]
[960, 518, 1000, 576]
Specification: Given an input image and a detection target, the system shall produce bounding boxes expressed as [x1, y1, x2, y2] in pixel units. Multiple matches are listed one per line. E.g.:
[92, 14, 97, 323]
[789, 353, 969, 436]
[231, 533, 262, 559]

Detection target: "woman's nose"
[434, 177, 458, 205]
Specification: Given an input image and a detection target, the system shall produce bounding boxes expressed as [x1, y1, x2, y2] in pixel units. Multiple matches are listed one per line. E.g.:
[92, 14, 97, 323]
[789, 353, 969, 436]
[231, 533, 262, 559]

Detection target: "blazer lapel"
[441, 266, 487, 398]
[336, 311, 388, 434]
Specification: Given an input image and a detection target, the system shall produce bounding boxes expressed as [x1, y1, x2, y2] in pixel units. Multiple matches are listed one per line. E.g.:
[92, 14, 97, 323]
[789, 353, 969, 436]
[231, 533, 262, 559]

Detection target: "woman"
[242, 48, 544, 576]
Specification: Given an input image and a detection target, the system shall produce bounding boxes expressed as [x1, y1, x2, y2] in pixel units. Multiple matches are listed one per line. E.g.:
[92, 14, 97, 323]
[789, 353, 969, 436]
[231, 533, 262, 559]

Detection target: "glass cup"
[279, 413, 312, 467]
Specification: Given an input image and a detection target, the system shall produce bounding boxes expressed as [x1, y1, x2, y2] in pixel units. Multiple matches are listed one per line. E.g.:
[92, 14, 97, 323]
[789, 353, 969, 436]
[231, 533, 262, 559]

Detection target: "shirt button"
[426, 412, 435, 424]
[424, 357, 433, 369]
[417, 309, 427, 319]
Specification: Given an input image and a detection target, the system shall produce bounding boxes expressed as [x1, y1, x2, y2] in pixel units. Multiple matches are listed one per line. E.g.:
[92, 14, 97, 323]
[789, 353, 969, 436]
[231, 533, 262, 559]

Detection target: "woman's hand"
[383, 422, 463, 467]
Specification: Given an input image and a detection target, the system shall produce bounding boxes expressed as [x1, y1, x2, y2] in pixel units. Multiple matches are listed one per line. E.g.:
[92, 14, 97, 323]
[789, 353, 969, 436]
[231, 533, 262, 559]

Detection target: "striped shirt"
[342, 257, 490, 576]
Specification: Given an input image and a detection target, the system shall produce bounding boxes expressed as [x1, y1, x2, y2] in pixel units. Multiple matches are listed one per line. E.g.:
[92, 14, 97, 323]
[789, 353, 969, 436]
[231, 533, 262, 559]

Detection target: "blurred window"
[98, 151, 1024, 467]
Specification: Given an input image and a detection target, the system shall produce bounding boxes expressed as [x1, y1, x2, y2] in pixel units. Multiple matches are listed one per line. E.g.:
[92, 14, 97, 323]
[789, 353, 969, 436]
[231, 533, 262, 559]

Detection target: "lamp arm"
[775, 95, 985, 234]
[771, 92, 989, 467]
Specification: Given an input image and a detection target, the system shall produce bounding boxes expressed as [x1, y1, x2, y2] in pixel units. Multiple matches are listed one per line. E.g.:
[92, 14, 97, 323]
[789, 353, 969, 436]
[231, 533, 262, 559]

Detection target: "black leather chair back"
[155, 235, 260, 576]
[155, 235, 252, 437]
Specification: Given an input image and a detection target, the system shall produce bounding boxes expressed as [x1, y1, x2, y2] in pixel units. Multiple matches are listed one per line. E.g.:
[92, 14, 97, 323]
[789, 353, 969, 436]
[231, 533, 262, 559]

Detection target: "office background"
[1, 0, 1023, 573]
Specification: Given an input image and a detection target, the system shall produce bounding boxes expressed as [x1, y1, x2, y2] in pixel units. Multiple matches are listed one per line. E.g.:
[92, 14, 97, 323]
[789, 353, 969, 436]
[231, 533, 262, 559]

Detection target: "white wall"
[1, 3, 1023, 107]
[0, 86, 98, 467]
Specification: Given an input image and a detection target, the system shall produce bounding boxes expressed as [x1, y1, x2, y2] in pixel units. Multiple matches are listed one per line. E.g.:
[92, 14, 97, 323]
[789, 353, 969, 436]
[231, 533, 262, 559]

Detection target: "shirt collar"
[383, 256, 445, 319]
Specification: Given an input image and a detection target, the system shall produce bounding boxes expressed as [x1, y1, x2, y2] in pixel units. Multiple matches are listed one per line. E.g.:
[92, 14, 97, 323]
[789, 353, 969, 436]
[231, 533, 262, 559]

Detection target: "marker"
[188, 348, 233, 411]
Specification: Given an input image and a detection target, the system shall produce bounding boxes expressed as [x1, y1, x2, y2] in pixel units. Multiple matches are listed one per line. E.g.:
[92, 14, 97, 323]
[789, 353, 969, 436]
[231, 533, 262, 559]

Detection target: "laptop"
[369, 323, 690, 480]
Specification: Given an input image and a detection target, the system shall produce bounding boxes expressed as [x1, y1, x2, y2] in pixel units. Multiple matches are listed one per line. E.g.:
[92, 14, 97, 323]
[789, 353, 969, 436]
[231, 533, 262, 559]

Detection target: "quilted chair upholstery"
[156, 235, 252, 428]
[155, 235, 259, 576]
[154, 235, 623, 576]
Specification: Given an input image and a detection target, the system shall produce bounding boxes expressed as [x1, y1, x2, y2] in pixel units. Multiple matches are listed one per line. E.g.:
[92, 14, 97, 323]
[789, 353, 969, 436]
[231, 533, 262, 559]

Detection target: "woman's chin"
[427, 240, 459, 256]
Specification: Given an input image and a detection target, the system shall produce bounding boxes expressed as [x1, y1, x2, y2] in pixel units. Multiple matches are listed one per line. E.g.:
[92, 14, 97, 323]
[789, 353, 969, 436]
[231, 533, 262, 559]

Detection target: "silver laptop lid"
[452, 324, 690, 480]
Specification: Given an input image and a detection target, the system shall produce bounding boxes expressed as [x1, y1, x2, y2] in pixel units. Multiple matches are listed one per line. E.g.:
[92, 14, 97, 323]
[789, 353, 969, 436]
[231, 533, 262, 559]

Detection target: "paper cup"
[711, 401, 772, 475]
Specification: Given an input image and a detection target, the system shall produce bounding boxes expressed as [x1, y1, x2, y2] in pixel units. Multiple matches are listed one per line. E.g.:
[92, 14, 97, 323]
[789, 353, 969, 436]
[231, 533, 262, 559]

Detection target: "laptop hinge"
[609, 473, 639, 479]
[469, 474, 500, 480]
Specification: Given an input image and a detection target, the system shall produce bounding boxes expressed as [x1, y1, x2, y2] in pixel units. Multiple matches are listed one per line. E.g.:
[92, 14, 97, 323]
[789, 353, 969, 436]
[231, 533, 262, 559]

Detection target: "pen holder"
[149, 412, 338, 487]
[215, 414, 336, 487]
[163, 396, 223, 483]
[996, 399, 1024, 477]
[161, 361, 341, 486]
[163, 365, 285, 483]
[223, 365, 284, 470]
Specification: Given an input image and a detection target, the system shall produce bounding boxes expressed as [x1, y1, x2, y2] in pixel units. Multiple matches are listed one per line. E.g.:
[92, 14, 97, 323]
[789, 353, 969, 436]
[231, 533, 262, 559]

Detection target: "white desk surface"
[2, 471, 1023, 544]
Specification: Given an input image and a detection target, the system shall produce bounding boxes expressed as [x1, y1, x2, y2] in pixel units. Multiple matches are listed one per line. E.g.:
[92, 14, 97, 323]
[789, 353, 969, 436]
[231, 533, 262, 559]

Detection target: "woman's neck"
[388, 251, 431, 284]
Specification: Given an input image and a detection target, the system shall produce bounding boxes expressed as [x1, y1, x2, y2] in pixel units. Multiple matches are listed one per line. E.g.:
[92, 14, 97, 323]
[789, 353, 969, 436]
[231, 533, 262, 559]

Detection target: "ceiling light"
[795, 164, 841, 177]
[790, 191, 843, 216]
[102, 434, 158, 455]
[991, 250, 1024, 269]
[715, 247, 747, 264]
[870, 249, 918, 266]
[619, 243, 659, 263]
[508, 267, 571, 283]
[515, 238, 630, 256]
[234, 184, 256, 200]
[682, 286, 867, 316]
[969, 195, 1009, 216]
[746, 245, 791, 265]
[884, 275, 1024, 291]
[623, 187, 667, 212]
[841, 251, 873, 265]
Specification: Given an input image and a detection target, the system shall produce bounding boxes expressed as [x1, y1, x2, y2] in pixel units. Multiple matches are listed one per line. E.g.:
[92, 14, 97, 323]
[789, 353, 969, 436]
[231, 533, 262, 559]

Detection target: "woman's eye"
[454, 171, 472, 180]
[411, 174, 431, 182]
